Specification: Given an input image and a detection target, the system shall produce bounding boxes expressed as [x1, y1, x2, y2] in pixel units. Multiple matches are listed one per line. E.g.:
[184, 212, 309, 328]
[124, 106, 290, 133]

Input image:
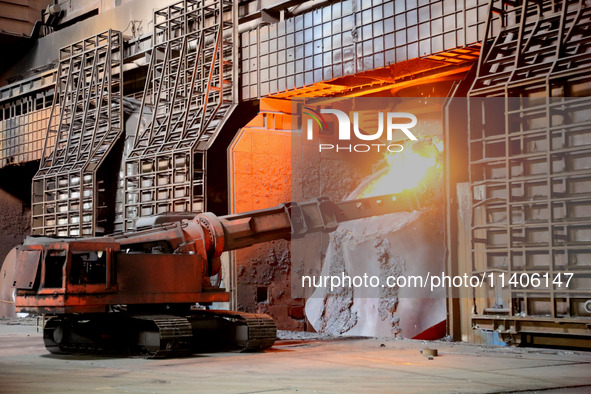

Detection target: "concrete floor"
[1, 320, 591, 393]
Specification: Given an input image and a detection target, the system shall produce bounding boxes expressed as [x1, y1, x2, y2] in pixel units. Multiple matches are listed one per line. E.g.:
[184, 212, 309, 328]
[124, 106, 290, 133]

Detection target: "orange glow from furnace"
[357, 137, 442, 198]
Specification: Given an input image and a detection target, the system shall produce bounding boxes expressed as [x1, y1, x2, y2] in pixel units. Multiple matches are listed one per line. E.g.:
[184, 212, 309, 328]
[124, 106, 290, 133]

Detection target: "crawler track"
[43, 311, 276, 357]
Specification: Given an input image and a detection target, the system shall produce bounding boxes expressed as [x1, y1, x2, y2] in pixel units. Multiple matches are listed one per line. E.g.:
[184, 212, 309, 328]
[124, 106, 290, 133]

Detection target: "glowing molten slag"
[357, 137, 442, 198]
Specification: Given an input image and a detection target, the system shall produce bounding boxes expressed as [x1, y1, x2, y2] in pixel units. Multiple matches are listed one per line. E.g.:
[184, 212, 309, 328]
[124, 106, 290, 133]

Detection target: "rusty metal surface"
[12, 248, 42, 290]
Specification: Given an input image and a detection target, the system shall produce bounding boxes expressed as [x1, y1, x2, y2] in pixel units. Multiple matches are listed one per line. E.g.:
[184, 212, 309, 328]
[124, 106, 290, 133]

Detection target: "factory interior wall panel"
[241, 0, 493, 99]
[466, 0, 591, 347]
[205, 101, 260, 217]
[0, 95, 58, 167]
[228, 97, 303, 329]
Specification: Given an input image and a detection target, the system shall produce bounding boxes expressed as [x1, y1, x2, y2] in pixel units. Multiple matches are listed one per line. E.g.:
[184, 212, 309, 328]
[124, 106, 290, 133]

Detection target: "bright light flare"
[357, 137, 442, 198]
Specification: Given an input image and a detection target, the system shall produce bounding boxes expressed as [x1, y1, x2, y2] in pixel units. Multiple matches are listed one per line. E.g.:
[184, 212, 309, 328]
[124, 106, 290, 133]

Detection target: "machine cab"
[13, 239, 119, 313]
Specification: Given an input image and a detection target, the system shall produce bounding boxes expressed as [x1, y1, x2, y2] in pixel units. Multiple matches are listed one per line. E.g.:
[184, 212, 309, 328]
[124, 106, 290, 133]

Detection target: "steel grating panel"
[31, 30, 123, 237]
[123, 0, 237, 231]
[241, 0, 493, 99]
[0, 92, 58, 166]
[467, 0, 591, 342]
[471, 0, 591, 96]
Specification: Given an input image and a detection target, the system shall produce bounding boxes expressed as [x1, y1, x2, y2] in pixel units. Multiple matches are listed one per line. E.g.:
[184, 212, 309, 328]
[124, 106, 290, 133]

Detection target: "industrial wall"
[228, 98, 300, 328]
[466, 0, 591, 347]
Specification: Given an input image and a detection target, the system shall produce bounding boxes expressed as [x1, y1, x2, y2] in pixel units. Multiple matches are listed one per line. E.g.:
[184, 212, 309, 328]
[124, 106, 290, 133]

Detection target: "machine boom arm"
[217, 192, 421, 252]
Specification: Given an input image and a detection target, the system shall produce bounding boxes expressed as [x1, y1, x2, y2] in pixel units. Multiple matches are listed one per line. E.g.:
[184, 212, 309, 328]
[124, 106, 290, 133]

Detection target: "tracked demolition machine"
[4, 192, 421, 356]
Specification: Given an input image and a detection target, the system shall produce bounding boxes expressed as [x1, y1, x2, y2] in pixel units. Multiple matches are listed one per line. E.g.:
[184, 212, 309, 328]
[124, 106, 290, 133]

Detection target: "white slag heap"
[305, 208, 446, 338]
[305, 138, 447, 338]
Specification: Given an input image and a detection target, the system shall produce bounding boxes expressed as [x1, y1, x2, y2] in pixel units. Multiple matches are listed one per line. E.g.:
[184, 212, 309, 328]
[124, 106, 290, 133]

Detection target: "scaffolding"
[123, 0, 237, 231]
[31, 30, 123, 237]
[468, 0, 591, 345]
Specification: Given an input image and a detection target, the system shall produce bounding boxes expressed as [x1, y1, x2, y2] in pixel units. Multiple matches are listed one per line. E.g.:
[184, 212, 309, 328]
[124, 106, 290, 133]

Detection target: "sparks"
[357, 137, 442, 198]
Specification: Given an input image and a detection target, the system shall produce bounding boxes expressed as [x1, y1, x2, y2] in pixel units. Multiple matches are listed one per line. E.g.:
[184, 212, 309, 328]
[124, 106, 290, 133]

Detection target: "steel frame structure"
[0, 90, 57, 166]
[31, 30, 123, 237]
[468, 0, 591, 345]
[123, 0, 237, 231]
[241, 0, 492, 99]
